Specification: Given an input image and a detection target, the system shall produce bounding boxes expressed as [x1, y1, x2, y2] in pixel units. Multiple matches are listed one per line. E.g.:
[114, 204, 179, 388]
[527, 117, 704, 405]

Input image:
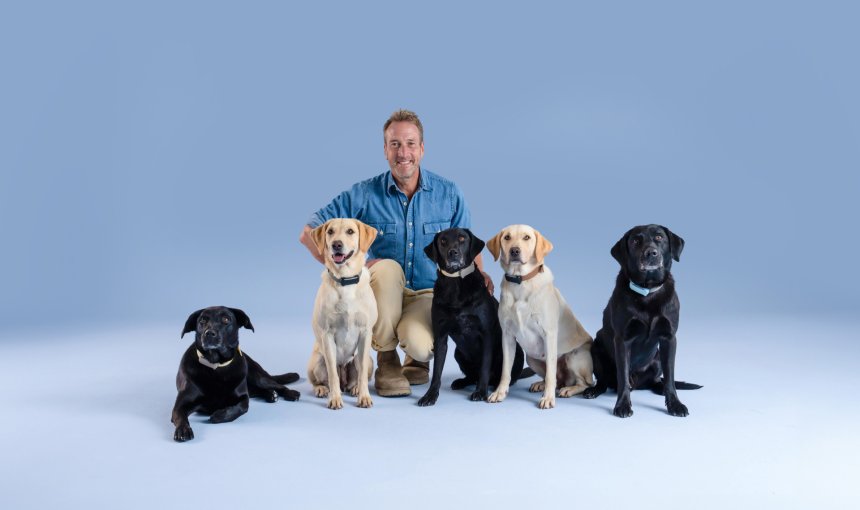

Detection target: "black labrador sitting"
[418, 228, 527, 406]
[583, 225, 701, 417]
[172, 306, 300, 442]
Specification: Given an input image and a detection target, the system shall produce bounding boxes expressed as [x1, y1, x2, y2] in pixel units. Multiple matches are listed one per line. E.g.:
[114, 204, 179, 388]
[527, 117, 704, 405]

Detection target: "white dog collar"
[197, 347, 242, 370]
[629, 281, 663, 296]
[437, 262, 476, 278]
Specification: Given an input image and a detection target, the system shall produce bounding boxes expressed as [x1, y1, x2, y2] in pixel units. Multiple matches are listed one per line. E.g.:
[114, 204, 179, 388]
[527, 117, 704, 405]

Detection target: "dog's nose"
[447, 249, 459, 259]
[204, 329, 216, 339]
[646, 247, 659, 258]
[510, 247, 520, 258]
[332, 240, 343, 252]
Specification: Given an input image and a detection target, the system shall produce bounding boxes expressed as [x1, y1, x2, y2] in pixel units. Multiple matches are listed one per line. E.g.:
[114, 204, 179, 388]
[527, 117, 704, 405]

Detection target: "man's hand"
[482, 271, 495, 295]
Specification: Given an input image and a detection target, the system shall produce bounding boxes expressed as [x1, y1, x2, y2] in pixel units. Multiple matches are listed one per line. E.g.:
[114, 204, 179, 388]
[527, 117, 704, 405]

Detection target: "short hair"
[383, 109, 424, 142]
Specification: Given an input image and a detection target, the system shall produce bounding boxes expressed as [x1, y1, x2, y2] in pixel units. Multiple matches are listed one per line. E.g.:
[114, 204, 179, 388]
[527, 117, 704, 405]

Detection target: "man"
[299, 109, 493, 397]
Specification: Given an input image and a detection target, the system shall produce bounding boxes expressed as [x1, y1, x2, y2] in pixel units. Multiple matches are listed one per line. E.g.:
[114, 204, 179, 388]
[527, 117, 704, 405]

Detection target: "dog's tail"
[271, 372, 300, 385]
[649, 379, 703, 394]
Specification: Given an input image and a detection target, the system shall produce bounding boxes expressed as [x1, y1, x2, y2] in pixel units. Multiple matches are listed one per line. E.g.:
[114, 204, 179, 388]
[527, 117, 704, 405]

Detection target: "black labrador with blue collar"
[417, 228, 528, 406]
[583, 225, 701, 417]
[172, 306, 300, 442]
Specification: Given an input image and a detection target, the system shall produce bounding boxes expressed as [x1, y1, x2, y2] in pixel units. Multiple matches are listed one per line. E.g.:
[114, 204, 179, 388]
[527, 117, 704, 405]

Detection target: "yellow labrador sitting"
[486, 225, 594, 409]
[308, 218, 378, 410]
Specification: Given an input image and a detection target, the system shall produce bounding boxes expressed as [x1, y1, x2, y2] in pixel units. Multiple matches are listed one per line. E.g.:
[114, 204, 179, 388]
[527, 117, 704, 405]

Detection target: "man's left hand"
[481, 271, 495, 295]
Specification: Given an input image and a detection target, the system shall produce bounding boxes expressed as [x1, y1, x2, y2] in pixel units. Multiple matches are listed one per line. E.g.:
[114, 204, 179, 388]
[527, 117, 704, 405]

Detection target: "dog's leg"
[308, 348, 330, 398]
[613, 320, 645, 417]
[418, 326, 448, 407]
[488, 332, 517, 403]
[583, 331, 609, 399]
[246, 354, 300, 402]
[526, 356, 547, 392]
[320, 332, 344, 410]
[171, 389, 202, 442]
[472, 334, 493, 402]
[209, 395, 249, 423]
[354, 327, 373, 408]
[539, 328, 559, 409]
[558, 348, 594, 397]
[655, 317, 688, 417]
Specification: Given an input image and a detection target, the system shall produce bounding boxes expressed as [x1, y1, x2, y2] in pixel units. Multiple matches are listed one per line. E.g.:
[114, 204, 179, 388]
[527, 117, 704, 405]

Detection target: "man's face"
[384, 121, 424, 184]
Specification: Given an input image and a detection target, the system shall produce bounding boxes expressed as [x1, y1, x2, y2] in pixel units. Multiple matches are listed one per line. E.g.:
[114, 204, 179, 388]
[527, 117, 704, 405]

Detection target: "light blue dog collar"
[629, 281, 663, 296]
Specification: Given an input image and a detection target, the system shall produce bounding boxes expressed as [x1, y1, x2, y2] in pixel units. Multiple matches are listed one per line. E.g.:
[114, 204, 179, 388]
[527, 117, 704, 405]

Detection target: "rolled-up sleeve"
[307, 183, 366, 228]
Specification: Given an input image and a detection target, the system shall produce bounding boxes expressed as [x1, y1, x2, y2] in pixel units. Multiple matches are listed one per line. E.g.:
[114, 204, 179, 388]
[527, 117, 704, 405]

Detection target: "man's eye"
[327, 229, 334, 235]
[523, 235, 531, 241]
[346, 229, 355, 235]
[503, 234, 511, 241]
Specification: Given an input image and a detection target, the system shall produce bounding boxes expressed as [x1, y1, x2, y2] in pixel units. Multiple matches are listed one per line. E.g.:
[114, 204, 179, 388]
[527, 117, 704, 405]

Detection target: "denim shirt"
[307, 169, 472, 291]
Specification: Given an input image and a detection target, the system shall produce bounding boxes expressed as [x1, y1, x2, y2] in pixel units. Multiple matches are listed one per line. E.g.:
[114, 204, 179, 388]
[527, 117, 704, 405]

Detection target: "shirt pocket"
[422, 220, 451, 251]
[366, 222, 396, 259]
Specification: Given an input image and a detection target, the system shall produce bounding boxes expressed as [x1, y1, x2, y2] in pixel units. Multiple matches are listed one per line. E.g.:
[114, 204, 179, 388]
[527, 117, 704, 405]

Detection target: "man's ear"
[662, 226, 685, 262]
[611, 233, 629, 266]
[486, 230, 503, 261]
[423, 233, 441, 264]
[466, 229, 485, 261]
[181, 309, 204, 338]
[228, 308, 255, 332]
[310, 221, 331, 256]
[533, 229, 554, 264]
[356, 220, 378, 254]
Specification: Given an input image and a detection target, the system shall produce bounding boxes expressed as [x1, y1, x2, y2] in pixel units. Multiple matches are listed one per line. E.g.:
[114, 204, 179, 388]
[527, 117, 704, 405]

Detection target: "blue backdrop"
[2, 1, 857, 335]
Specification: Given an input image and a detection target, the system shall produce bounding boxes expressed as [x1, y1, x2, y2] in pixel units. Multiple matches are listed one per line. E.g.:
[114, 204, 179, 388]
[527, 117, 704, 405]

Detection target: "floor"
[1, 314, 856, 509]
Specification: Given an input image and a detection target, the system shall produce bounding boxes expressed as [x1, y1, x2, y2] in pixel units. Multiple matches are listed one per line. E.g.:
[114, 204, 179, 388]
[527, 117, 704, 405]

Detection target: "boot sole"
[375, 387, 411, 397]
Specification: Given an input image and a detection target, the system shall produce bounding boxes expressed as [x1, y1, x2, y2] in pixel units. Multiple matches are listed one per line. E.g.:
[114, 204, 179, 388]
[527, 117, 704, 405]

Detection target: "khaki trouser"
[368, 259, 434, 362]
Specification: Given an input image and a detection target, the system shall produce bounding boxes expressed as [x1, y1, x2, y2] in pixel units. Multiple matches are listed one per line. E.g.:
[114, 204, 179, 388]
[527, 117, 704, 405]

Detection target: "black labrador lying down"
[172, 306, 300, 442]
[583, 225, 701, 417]
[418, 228, 529, 406]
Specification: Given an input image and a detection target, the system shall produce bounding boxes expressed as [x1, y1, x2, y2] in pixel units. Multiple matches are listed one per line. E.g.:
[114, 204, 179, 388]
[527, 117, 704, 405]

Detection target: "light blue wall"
[2, 1, 858, 334]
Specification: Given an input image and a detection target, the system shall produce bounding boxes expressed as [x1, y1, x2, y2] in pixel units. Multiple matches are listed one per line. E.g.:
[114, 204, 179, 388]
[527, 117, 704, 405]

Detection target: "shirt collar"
[386, 168, 433, 196]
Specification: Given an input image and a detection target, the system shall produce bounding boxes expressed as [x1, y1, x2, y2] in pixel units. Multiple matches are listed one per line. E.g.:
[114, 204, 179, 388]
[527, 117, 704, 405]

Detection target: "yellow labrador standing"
[308, 218, 378, 409]
[486, 225, 594, 409]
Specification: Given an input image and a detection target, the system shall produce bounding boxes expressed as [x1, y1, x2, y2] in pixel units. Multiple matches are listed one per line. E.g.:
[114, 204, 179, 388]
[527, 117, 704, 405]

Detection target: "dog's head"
[611, 224, 684, 285]
[424, 228, 485, 273]
[487, 224, 553, 275]
[310, 218, 378, 275]
[181, 306, 254, 359]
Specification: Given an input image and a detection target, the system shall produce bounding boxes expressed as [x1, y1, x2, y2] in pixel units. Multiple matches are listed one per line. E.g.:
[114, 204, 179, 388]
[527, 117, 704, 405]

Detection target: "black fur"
[171, 306, 300, 442]
[417, 228, 527, 406]
[583, 225, 701, 417]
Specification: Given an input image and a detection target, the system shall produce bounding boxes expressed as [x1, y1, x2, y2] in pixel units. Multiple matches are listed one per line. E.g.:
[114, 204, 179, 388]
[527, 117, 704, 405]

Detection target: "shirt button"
[408, 262, 412, 266]
[402, 201, 407, 206]
[379, 230, 384, 235]
[408, 222, 412, 226]
[408, 242, 413, 247]
[406, 280, 411, 285]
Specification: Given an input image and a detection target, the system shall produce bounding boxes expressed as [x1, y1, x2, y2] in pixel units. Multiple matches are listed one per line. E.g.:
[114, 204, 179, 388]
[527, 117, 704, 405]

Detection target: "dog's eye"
[440, 238, 447, 245]
[503, 234, 511, 241]
[655, 235, 663, 241]
[221, 316, 230, 324]
[633, 238, 641, 245]
[199, 318, 208, 325]
[346, 228, 355, 235]
[523, 235, 531, 241]
[458, 236, 465, 242]
[327, 228, 334, 235]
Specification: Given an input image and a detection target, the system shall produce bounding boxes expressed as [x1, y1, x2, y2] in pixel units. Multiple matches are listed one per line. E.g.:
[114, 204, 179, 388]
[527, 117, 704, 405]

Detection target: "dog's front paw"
[417, 390, 439, 407]
[613, 398, 633, 418]
[174, 424, 194, 442]
[582, 386, 603, 399]
[280, 388, 300, 401]
[350, 385, 360, 397]
[327, 394, 344, 410]
[265, 390, 278, 403]
[529, 380, 546, 393]
[357, 393, 373, 408]
[558, 385, 585, 398]
[313, 385, 329, 398]
[470, 389, 488, 402]
[666, 398, 689, 417]
[538, 395, 555, 409]
[487, 389, 508, 403]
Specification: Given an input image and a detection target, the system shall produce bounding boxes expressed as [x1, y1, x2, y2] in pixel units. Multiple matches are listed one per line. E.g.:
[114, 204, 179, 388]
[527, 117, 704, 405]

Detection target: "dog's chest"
[504, 300, 548, 359]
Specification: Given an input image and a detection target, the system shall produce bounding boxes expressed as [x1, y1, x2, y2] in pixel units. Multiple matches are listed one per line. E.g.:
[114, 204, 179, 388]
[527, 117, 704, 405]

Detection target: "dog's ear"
[228, 308, 255, 332]
[181, 309, 204, 338]
[662, 226, 685, 262]
[611, 232, 629, 266]
[533, 229, 554, 264]
[486, 230, 503, 261]
[356, 220, 378, 254]
[465, 229, 485, 261]
[423, 233, 441, 264]
[310, 221, 330, 256]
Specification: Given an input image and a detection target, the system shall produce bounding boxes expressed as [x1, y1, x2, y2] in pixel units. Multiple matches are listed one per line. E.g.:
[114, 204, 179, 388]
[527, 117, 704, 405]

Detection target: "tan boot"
[374, 350, 411, 397]
[402, 355, 430, 385]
